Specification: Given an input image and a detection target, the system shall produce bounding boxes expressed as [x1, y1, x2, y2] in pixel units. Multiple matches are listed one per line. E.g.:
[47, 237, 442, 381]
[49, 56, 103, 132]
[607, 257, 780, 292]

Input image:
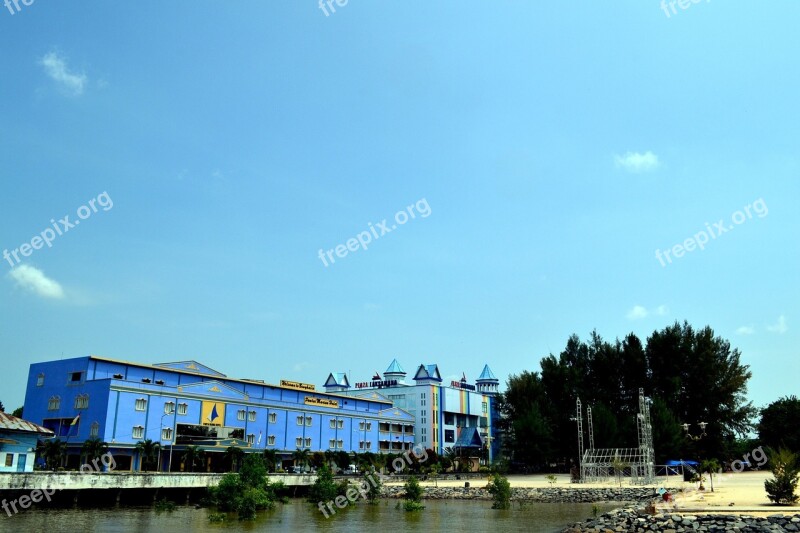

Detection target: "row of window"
[48, 395, 90, 410]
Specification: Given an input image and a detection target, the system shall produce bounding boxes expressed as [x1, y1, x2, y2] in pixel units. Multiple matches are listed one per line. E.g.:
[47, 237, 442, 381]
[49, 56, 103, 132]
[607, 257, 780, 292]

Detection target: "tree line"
[497, 321, 785, 469]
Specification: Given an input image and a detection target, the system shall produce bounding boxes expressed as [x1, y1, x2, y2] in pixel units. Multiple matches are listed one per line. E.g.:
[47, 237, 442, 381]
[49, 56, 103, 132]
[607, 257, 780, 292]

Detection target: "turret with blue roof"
[476, 364, 499, 395]
[383, 358, 406, 384]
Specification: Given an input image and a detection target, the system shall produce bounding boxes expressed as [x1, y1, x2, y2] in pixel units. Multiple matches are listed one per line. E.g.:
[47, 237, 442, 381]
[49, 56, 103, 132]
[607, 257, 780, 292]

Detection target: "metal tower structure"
[577, 388, 656, 485]
[576, 397, 584, 469]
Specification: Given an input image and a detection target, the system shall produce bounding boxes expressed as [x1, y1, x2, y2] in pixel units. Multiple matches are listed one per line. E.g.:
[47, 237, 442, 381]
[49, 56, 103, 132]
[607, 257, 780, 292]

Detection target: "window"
[445, 429, 455, 443]
[70, 371, 83, 383]
[113, 373, 123, 379]
[135, 398, 147, 411]
[141, 378, 151, 384]
[4, 454, 13, 467]
[164, 402, 175, 414]
[337, 439, 343, 449]
[305, 416, 312, 427]
[267, 435, 276, 446]
[296, 416, 304, 426]
[444, 413, 454, 425]
[237, 409, 246, 421]
[359, 421, 365, 431]
[90, 422, 99, 438]
[337, 419, 344, 429]
[247, 434, 255, 445]
[366, 422, 372, 431]
[295, 437, 303, 447]
[269, 413, 277, 423]
[132, 426, 144, 439]
[248, 411, 256, 422]
[155, 380, 165, 385]
[366, 441, 372, 450]
[37, 374, 44, 387]
[48, 396, 60, 411]
[74, 394, 89, 409]
[177, 403, 188, 415]
[161, 427, 173, 441]
[359, 441, 364, 450]
[330, 419, 336, 429]
[329, 439, 336, 449]
[304, 438, 312, 448]
[482, 401, 488, 414]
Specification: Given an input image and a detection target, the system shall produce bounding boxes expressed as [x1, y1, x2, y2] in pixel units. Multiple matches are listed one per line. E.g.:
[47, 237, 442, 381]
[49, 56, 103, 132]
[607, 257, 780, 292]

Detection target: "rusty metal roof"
[0, 412, 53, 435]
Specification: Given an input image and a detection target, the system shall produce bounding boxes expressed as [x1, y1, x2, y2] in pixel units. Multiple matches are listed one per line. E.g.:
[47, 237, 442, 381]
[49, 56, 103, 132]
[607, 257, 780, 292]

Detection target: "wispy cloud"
[40, 51, 87, 96]
[7, 265, 65, 299]
[767, 315, 788, 334]
[736, 326, 756, 335]
[626, 304, 669, 320]
[614, 151, 659, 173]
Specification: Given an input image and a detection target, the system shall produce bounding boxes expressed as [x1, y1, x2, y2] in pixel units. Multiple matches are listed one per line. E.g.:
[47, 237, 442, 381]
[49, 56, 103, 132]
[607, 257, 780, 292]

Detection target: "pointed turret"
[476, 364, 499, 395]
[383, 358, 406, 384]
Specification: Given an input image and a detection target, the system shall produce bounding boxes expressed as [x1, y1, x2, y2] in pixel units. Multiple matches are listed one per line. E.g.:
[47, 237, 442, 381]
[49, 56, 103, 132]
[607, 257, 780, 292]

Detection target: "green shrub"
[208, 512, 226, 523]
[403, 476, 425, 511]
[154, 498, 176, 512]
[765, 448, 800, 505]
[487, 473, 511, 509]
[308, 463, 338, 504]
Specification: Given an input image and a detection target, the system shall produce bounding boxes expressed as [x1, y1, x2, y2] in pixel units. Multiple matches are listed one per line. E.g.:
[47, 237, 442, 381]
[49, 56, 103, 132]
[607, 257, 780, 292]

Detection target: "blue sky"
[1, 1, 797, 414]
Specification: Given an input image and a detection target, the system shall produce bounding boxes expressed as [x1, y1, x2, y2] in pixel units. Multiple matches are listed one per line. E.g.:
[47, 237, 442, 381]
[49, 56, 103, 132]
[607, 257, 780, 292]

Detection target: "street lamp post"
[682, 421, 708, 441]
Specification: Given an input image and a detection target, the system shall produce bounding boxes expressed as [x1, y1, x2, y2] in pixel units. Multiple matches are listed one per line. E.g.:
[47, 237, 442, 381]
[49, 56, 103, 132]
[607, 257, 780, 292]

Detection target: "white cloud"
[626, 304, 669, 321]
[736, 326, 755, 335]
[8, 265, 65, 299]
[626, 305, 649, 320]
[40, 51, 87, 96]
[615, 151, 660, 173]
[767, 315, 788, 334]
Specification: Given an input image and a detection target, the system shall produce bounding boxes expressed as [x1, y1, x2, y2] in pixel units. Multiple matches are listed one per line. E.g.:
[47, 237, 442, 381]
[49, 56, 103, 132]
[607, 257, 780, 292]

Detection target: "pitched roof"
[454, 427, 483, 448]
[413, 364, 442, 382]
[477, 364, 498, 382]
[0, 412, 54, 435]
[324, 372, 350, 388]
[384, 358, 405, 374]
[153, 361, 226, 377]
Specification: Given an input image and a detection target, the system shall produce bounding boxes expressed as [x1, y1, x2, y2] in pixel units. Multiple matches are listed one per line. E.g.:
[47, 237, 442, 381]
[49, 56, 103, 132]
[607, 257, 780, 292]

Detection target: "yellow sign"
[304, 397, 339, 408]
[281, 379, 316, 392]
[201, 401, 225, 426]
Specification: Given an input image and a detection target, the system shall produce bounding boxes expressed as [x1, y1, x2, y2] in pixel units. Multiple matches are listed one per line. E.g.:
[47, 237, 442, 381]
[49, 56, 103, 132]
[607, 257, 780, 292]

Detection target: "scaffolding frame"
[578, 388, 656, 485]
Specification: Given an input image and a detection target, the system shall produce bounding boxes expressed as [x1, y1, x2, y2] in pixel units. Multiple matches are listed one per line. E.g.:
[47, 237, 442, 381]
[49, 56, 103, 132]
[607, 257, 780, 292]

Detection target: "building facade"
[0, 412, 53, 473]
[324, 360, 500, 465]
[22, 356, 414, 471]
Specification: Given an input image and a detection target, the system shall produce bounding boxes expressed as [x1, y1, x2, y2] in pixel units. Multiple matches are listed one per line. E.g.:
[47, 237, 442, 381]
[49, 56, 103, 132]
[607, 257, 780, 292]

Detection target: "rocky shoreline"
[381, 485, 674, 503]
[562, 508, 800, 532]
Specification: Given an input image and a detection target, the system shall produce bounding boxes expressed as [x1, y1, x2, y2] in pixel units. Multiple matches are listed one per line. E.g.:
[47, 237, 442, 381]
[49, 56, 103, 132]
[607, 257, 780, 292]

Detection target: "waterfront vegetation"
[487, 473, 511, 509]
[402, 476, 424, 511]
[764, 448, 800, 505]
[207, 454, 286, 520]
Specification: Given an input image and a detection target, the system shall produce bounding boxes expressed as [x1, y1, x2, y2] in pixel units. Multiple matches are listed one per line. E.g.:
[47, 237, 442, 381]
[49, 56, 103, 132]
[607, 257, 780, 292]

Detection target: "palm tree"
[37, 438, 67, 470]
[262, 449, 279, 473]
[135, 439, 161, 472]
[324, 450, 335, 469]
[445, 447, 459, 472]
[224, 446, 244, 472]
[81, 438, 109, 468]
[182, 446, 205, 472]
[292, 448, 311, 471]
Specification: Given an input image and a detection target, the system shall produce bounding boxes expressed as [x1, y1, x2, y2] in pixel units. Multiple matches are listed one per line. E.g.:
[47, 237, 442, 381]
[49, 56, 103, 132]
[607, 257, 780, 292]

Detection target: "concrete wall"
[0, 472, 315, 491]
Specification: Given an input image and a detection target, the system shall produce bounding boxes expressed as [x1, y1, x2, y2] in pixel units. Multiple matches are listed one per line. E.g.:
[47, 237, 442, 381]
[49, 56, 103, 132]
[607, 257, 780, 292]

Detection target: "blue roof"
[477, 364, 498, 382]
[324, 372, 350, 388]
[413, 364, 442, 382]
[454, 427, 483, 448]
[385, 358, 405, 374]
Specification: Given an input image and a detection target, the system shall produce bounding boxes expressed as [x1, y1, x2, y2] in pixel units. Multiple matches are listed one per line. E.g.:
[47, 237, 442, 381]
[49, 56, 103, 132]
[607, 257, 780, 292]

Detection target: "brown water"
[0, 499, 620, 533]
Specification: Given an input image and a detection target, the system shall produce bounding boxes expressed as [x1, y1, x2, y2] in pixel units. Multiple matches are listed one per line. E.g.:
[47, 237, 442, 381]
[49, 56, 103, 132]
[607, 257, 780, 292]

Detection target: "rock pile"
[563, 508, 800, 532]
[381, 486, 672, 503]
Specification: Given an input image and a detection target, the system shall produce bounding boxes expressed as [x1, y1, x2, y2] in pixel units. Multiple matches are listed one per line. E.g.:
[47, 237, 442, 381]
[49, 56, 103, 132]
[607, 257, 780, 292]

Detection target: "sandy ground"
[387, 472, 800, 514]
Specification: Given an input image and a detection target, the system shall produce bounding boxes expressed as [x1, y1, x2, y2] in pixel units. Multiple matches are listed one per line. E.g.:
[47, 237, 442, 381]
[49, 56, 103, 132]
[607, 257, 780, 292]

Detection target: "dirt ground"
[388, 471, 800, 514]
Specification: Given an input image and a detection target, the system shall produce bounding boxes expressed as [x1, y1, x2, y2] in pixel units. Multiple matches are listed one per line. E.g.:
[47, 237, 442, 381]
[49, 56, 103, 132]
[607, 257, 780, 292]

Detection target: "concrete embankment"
[382, 485, 674, 503]
[562, 508, 800, 532]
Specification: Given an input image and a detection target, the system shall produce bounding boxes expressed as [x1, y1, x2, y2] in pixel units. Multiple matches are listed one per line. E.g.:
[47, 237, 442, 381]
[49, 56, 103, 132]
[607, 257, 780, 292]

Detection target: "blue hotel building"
[324, 359, 501, 467]
[22, 356, 415, 471]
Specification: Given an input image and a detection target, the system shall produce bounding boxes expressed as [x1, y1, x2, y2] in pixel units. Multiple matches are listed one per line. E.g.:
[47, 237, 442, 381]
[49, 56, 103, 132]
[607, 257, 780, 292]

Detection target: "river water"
[0, 499, 620, 533]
